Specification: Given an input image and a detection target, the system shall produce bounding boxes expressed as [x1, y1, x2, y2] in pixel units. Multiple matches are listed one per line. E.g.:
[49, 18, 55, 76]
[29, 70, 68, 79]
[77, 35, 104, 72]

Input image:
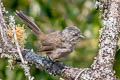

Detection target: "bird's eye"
[73, 32, 80, 36]
[73, 33, 77, 36]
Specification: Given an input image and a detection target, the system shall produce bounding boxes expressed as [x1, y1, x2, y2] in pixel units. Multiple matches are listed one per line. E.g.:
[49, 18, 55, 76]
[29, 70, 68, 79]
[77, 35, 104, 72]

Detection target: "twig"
[74, 69, 85, 80]
[9, 15, 34, 80]
[9, 15, 25, 63]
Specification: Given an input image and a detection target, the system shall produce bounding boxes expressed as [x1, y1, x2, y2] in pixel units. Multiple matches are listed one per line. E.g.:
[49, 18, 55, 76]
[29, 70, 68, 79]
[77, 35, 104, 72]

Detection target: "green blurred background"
[0, 0, 120, 80]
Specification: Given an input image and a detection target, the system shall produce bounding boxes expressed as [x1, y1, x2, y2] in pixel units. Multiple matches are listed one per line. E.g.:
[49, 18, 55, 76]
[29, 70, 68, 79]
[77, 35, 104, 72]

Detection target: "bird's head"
[61, 26, 84, 43]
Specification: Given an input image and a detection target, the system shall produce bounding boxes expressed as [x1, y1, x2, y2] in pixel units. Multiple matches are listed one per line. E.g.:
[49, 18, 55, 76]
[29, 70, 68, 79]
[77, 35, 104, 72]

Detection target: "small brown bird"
[15, 11, 84, 61]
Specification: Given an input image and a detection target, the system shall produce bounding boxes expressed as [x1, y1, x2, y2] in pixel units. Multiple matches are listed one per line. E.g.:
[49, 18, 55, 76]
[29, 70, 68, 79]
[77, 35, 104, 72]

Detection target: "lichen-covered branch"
[0, 0, 120, 80]
[90, 0, 120, 79]
[74, 0, 120, 80]
[0, 0, 19, 59]
[22, 50, 85, 80]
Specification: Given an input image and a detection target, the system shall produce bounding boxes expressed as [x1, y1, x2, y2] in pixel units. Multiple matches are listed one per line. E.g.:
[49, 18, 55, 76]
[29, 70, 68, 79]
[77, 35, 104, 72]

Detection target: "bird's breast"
[40, 31, 62, 47]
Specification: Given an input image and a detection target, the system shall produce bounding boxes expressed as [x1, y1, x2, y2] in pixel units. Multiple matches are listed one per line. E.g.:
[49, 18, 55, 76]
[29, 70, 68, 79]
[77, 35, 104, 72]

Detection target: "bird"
[15, 11, 85, 61]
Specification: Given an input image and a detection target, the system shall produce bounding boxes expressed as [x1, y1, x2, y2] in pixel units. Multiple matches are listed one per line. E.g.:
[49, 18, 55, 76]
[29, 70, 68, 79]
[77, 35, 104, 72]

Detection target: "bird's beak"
[79, 34, 85, 38]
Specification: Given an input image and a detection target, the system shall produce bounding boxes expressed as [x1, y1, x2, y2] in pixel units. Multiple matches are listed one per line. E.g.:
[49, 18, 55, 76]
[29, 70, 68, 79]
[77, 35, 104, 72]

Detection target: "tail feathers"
[15, 10, 42, 35]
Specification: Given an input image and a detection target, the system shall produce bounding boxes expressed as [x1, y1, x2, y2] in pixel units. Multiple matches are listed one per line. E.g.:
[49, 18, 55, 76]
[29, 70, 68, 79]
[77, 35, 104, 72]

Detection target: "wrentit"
[15, 11, 84, 61]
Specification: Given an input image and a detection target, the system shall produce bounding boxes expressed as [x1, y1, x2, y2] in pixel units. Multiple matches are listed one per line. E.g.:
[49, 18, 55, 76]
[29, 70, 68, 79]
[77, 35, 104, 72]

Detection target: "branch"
[22, 50, 85, 80]
[0, 0, 19, 59]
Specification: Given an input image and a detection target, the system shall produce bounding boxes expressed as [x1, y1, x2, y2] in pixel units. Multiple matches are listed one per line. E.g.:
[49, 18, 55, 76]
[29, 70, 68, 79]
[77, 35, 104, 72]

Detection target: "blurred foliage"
[1, 0, 119, 80]
[114, 49, 120, 78]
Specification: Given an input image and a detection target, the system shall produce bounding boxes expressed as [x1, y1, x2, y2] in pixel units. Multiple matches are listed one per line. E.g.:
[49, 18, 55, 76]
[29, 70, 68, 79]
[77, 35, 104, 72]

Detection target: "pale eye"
[73, 31, 80, 36]
[73, 33, 77, 36]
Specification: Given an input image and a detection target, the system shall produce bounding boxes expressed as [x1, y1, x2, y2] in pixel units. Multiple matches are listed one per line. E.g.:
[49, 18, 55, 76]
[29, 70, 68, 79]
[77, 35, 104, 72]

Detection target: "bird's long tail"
[15, 10, 43, 36]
